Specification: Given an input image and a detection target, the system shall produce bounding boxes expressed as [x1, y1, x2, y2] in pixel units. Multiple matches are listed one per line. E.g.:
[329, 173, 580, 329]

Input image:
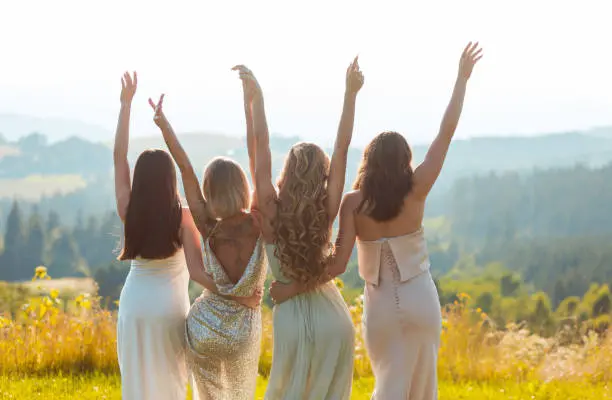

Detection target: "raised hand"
[345, 56, 364, 96]
[458, 42, 483, 80]
[148, 94, 167, 128]
[232, 65, 262, 103]
[120, 71, 137, 105]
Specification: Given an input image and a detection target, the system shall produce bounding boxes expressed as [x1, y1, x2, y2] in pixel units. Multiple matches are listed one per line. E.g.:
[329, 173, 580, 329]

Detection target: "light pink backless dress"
[358, 228, 442, 399]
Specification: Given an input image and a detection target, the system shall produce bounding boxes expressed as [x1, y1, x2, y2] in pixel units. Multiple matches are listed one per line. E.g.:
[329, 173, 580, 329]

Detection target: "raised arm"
[233, 66, 276, 218]
[113, 71, 137, 221]
[238, 73, 258, 208]
[326, 57, 364, 223]
[181, 208, 218, 292]
[270, 192, 359, 304]
[413, 42, 483, 198]
[148, 95, 215, 238]
[241, 79, 257, 184]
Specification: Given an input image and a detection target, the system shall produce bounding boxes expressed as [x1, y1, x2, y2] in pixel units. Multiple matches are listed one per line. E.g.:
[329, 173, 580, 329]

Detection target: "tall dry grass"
[2, 267, 612, 384]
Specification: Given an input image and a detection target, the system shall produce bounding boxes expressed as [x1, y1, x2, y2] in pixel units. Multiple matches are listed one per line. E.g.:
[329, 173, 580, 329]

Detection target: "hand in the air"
[458, 42, 483, 80]
[232, 65, 262, 103]
[147, 94, 167, 128]
[120, 71, 137, 105]
[346, 56, 364, 95]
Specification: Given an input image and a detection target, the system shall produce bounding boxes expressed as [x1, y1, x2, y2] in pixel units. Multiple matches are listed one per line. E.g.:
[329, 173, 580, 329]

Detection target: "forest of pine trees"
[0, 201, 122, 282]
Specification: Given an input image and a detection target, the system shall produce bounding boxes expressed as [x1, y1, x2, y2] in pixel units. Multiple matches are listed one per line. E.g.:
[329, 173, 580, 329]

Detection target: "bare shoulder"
[341, 190, 362, 212]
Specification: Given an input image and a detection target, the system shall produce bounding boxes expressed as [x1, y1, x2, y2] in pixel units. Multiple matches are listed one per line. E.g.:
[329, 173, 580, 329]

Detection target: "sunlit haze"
[1, 0, 611, 146]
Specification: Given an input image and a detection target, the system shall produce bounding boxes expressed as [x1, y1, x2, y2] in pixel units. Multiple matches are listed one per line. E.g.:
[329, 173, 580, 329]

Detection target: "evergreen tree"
[21, 207, 46, 280]
[0, 201, 26, 281]
[48, 229, 81, 278]
[47, 210, 61, 233]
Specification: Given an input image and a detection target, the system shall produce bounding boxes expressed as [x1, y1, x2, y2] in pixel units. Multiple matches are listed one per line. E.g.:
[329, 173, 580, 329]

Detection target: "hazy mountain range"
[0, 114, 111, 143]
[1, 113, 612, 203]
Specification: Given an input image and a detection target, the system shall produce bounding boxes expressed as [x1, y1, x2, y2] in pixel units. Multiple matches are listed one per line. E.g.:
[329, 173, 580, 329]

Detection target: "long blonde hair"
[274, 142, 332, 287]
[203, 157, 250, 220]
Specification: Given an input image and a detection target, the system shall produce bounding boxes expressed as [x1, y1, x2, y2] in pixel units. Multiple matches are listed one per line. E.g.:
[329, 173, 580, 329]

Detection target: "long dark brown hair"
[118, 149, 182, 260]
[353, 131, 413, 221]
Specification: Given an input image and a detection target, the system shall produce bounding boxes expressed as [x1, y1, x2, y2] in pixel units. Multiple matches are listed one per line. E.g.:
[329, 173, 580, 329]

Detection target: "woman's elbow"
[329, 262, 347, 278]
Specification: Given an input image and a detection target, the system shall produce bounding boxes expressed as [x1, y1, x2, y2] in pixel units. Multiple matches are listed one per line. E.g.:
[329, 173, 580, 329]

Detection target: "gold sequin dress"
[186, 237, 267, 400]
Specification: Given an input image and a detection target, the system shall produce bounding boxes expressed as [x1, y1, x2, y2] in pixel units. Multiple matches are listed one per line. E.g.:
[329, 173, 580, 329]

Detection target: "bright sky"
[1, 0, 611, 146]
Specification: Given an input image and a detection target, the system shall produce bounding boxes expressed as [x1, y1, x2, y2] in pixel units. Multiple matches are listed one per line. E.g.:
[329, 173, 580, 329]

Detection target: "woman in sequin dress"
[149, 86, 266, 399]
[271, 43, 483, 399]
[234, 59, 363, 399]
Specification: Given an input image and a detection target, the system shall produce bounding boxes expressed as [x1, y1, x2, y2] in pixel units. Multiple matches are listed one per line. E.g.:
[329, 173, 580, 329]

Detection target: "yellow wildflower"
[34, 266, 47, 279]
[50, 289, 60, 299]
[43, 297, 53, 307]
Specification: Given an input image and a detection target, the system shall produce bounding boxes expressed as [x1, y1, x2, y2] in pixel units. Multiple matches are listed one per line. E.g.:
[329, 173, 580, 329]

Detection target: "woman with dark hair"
[235, 58, 363, 399]
[113, 72, 255, 400]
[271, 42, 483, 399]
[147, 76, 265, 399]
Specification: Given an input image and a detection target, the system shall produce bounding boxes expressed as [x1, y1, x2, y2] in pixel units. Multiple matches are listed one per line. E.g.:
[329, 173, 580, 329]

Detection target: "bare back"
[207, 214, 261, 284]
[353, 191, 425, 241]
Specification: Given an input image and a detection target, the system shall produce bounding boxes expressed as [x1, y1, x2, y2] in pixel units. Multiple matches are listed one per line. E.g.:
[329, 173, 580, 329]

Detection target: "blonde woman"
[234, 58, 363, 399]
[272, 43, 483, 399]
[148, 90, 265, 399]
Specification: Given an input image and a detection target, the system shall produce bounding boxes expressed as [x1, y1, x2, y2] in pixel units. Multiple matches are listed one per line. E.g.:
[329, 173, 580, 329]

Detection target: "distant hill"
[0, 114, 110, 143]
[3, 127, 612, 219]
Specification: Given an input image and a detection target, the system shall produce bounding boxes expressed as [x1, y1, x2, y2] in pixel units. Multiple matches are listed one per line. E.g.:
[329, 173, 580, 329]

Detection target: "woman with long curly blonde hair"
[234, 59, 364, 399]
[272, 42, 483, 399]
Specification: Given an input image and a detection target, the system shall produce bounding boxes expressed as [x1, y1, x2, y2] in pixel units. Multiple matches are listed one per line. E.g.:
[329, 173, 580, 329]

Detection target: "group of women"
[113, 41, 482, 400]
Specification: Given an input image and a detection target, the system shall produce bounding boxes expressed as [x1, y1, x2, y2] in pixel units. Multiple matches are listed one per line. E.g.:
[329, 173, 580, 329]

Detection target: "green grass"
[1, 374, 611, 399]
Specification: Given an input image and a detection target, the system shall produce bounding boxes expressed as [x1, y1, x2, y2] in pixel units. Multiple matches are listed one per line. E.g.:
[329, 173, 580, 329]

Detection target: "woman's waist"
[127, 262, 187, 277]
[193, 291, 261, 310]
[188, 296, 261, 334]
[280, 282, 346, 307]
[359, 255, 430, 285]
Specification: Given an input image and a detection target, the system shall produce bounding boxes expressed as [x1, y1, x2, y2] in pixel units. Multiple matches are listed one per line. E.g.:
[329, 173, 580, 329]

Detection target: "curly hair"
[274, 142, 332, 288]
[353, 131, 414, 221]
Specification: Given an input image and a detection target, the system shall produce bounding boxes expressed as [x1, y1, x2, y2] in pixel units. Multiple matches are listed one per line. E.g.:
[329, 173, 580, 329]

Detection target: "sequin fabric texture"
[186, 237, 267, 400]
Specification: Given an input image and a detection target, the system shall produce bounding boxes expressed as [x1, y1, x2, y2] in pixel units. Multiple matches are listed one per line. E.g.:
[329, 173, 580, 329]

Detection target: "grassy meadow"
[2, 267, 612, 399]
[0, 174, 86, 200]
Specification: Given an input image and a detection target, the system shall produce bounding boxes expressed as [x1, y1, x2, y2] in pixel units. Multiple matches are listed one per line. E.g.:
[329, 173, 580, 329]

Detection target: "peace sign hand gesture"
[458, 42, 483, 80]
[148, 94, 167, 129]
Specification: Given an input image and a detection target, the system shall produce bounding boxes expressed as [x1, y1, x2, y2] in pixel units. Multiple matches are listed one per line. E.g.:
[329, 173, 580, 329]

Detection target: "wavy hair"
[353, 131, 414, 221]
[274, 142, 332, 287]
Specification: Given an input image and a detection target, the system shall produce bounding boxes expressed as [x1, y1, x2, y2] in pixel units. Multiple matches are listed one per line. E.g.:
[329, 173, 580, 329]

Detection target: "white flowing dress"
[117, 249, 191, 400]
[358, 228, 442, 399]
